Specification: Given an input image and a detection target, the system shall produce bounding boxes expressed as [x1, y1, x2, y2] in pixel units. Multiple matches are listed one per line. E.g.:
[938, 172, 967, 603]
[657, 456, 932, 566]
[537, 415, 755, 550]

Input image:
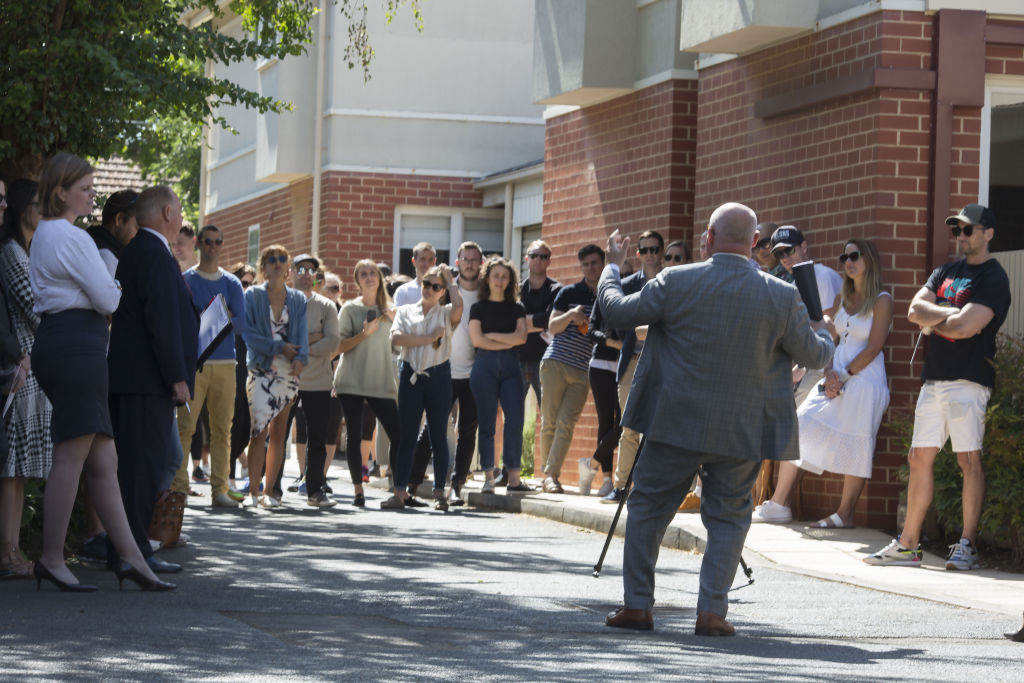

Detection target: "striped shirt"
[542, 279, 597, 371]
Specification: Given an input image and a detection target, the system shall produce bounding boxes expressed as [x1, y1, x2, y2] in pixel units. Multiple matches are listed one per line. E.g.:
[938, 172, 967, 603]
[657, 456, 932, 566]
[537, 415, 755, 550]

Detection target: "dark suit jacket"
[598, 253, 834, 462]
[109, 229, 199, 396]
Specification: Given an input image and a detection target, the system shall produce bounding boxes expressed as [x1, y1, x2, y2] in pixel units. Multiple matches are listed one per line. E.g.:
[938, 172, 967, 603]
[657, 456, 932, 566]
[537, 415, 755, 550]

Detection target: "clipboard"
[197, 293, 234, 370]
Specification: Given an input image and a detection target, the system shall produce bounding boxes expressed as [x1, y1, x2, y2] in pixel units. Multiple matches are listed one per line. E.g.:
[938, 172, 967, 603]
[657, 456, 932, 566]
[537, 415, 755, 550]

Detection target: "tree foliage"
[0, 0, 423, 183]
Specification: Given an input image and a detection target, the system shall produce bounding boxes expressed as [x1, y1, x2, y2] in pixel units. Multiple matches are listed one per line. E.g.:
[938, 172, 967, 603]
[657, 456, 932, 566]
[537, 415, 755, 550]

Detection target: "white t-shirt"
[814, 262, 844, 314]
[393, 279, 422, 307]
[449, 283, 479, 380]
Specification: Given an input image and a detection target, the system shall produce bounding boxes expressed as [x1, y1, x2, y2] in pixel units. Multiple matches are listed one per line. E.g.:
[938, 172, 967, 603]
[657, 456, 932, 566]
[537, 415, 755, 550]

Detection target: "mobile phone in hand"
[366, 309, 378, 323]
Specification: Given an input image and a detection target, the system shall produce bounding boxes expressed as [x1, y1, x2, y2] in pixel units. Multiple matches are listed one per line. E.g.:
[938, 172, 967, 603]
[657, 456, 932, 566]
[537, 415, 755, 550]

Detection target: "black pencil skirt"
[32, 308, 113, 443]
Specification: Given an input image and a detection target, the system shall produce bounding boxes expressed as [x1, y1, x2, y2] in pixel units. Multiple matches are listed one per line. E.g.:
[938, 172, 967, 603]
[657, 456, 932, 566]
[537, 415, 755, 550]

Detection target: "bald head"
[707, 202, 757, 256]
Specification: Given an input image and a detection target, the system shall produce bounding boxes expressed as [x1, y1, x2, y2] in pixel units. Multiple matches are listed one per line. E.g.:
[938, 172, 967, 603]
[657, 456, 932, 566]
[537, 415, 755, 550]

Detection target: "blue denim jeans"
[472, 349, 525, 471]
[396, 361, 452, 491]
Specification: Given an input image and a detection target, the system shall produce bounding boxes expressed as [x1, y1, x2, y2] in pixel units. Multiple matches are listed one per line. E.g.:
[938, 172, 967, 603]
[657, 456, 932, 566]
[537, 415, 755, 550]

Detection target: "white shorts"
[910, 380, 991, 453]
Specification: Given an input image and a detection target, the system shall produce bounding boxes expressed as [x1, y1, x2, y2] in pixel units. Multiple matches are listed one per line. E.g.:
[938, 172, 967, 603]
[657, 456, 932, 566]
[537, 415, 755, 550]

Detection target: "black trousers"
[588, 366, 620, 473]
[338, 394, 399, 487]
[229, 360, 250, 479]
[298, 390, 334, 495]
[408, 377, 477, 490]
[108, 392, 180, 559]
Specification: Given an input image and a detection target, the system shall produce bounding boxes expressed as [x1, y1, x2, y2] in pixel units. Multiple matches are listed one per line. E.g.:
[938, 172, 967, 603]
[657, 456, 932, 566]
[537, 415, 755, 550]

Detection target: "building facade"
[534, 0, 1024, 527]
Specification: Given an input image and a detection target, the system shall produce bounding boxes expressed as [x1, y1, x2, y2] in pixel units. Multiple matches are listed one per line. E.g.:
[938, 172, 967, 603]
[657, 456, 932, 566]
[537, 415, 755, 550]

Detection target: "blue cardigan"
[243, 284, 309, 370]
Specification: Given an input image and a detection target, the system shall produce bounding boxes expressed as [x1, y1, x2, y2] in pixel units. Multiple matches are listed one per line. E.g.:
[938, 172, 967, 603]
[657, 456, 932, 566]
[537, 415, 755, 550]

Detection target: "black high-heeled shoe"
[33, 562, 98, 593]
[114, 564, 177, 592]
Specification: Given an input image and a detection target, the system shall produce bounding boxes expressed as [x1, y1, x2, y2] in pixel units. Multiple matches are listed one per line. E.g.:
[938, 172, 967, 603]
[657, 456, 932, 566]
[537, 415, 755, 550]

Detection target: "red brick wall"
[538, 78, 698, 479]
[205, 171, 482, 299]
[694, 9, 1019, 528]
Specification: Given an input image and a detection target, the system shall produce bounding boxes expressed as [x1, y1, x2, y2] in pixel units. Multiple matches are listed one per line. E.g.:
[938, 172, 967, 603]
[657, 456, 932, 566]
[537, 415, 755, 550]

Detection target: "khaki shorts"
[910, 380, 991, 453]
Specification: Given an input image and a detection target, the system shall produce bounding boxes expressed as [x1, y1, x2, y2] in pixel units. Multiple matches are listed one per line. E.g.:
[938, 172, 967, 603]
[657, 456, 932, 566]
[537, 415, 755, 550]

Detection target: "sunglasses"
[839, 251, 861, 264]
[0, 195, 6, 204]
[202, 237, 223, 246]
[294, 265, 317, 275]
[241, 280, 254, 289]
[325, 285, 340, 292]
[637, 246, 661, 255]
[774, 246, 797, 258]
[264, 255, 288, 265]
[422, 281, 445, 292]
[951, 225, 975, 237]
[528, 253, 550, 260]
[754, 238, 771, 250]
[665, 254, 686, 263]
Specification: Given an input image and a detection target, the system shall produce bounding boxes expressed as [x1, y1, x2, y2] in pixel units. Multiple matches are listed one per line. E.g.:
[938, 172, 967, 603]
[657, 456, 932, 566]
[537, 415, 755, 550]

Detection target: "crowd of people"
[0, 153, 1012, 616]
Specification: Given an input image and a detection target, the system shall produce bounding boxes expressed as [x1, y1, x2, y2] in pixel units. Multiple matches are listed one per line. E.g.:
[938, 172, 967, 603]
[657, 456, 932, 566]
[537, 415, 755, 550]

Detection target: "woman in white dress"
[753, 238, 892, 527]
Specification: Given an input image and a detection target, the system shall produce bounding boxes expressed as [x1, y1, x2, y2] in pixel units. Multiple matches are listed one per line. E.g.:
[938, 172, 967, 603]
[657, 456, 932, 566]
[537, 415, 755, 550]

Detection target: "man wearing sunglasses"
[288, 254, 342, 507]
[866, 204, 1010, 571]
[597, 230, 665, 504]
[171, 225, 248, 509]
[769, 225, 843, 406]
[751, 223, 786, 278]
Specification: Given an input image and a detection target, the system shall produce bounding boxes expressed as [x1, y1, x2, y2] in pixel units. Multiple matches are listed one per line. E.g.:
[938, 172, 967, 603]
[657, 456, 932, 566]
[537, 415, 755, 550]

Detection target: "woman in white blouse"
[29, 153, 172, 592]
[388, 264, 462, 510]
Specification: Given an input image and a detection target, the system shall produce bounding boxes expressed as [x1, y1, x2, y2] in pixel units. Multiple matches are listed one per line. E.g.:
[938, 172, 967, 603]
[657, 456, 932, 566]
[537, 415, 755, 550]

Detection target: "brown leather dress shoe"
[605, 607, 653, 630]
[694, 611, 735, 637]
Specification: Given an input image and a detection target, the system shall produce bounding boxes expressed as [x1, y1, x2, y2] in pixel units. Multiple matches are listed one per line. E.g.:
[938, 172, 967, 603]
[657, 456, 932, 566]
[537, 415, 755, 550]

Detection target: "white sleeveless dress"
[795, 293, 890, 478]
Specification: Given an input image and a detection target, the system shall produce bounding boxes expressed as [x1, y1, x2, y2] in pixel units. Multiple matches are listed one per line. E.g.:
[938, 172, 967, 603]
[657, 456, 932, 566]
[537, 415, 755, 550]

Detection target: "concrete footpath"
[417, 475, 1024, 619]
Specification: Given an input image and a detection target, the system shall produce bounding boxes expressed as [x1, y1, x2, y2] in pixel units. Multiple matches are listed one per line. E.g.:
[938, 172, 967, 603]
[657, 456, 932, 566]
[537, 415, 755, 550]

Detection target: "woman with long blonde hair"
[334, 259, 400, 507]
[754, 238, 892, 527]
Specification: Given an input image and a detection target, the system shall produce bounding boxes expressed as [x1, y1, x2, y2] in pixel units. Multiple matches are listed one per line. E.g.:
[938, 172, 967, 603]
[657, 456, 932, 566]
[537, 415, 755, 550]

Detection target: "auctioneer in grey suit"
[598, 203, 834, 635]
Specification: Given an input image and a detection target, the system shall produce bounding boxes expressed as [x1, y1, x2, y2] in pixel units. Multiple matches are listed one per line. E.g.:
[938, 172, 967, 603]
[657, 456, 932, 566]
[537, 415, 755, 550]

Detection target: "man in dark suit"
[108, 186, 199, 573]
[598, 202, 834, 637]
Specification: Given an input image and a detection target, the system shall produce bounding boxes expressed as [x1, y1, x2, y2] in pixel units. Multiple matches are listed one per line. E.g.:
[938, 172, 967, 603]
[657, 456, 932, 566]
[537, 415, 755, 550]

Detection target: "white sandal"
[807, 512, 854, 529]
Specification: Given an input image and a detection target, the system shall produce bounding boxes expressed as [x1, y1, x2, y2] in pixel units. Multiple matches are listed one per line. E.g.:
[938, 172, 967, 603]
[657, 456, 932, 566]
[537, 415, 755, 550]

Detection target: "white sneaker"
[751, 500, 792, 524]
[481, 479, 495, 494]
[577, 458, 597, 496]
[260, 495, 281, 509]
[945, 539, 979, 570]
[595, 478, 614, 498]
[863, 538, 922, 566]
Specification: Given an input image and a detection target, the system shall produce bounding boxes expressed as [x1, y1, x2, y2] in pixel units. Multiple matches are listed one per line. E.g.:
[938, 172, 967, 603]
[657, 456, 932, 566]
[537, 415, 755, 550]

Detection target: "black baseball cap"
[945, 204, 996, 229]
[769, 226, 805, 253]
[292, 253, 320, 269]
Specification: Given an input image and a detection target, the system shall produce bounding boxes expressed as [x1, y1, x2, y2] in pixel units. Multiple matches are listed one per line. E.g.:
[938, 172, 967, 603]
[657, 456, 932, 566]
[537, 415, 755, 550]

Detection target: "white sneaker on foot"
[751, 500, 792, 524]
[595, 478, 614, 498]
[481, 479, 495, 494]
[863, 538, 922, 566]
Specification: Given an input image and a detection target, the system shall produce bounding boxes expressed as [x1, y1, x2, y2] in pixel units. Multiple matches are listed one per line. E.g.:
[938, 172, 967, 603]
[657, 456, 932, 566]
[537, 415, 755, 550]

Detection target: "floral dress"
[246, 304, 300, 437]
[0, 240, 52, 478]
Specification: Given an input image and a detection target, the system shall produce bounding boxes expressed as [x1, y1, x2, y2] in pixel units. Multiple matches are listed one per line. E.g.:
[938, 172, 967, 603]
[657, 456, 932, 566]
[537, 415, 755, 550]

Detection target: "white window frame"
[979, 77, 1024, 206]
[392, 206, 505, 271]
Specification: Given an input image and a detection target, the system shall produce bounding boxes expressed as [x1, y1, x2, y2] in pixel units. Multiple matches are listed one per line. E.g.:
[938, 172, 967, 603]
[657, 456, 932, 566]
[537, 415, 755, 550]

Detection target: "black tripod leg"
[592, 436, 644, 577]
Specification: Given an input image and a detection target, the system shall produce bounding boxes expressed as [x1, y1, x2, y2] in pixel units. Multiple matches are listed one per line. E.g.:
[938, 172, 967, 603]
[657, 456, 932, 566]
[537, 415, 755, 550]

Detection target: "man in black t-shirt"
[866, 204, 1011, 571]
[518, 240, 561, 408]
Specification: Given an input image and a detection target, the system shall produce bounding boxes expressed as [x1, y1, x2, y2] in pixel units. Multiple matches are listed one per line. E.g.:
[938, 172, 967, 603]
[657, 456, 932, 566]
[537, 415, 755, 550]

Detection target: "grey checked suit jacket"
[598, 252, 834, 463]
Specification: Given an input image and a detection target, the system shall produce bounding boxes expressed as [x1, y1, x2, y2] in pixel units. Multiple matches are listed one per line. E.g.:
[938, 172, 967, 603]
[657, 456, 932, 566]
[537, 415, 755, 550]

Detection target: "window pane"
[464, 216, 504, 255]
[989, 96, 1024, 253]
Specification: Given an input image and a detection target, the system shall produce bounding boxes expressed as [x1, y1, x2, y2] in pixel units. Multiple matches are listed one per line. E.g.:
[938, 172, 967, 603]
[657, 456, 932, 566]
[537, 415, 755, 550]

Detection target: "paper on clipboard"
[197, 293, 234, 370]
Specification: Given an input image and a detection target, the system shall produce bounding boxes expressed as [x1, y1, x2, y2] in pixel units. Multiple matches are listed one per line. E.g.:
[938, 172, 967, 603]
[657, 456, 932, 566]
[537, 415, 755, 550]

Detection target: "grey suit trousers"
[623, 440, 761, 617]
